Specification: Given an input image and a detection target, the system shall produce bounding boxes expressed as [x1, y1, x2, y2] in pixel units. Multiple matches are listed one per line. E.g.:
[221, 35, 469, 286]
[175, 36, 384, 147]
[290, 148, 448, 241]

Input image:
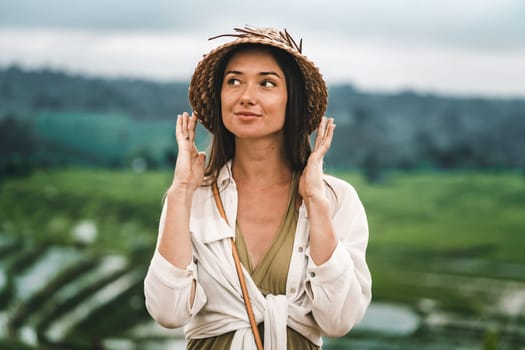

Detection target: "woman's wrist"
[302, 190, 329, 209]
[167, 184, 196, 202]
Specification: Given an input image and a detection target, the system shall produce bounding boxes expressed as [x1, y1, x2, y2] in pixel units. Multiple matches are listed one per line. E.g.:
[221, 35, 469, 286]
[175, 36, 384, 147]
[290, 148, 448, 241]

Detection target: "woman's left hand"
[299, 116, 336, 201]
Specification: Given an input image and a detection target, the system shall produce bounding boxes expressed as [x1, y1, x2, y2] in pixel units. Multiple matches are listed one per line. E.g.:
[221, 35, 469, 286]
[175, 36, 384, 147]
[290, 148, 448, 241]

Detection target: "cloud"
[311, 36, 525, 96]
[0, 29, 206, 80]
[2, 0, 524, 49]
[1, 0, 524, 96]
[0, 0, 181, 31]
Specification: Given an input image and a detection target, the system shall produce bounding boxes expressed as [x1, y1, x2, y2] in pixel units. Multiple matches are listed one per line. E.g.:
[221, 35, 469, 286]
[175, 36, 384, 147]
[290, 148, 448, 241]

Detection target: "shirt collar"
[216, 160, 234, 187]
[193, 161, 235, 244]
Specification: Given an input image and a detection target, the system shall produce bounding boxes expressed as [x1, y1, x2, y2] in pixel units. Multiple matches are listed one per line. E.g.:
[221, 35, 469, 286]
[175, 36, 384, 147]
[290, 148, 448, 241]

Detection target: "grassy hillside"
[1, 169, 524, 349]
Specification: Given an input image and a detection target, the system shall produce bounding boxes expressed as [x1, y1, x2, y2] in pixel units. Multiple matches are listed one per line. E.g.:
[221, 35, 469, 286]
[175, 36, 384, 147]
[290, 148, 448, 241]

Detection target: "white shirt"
[144, 162, 372, 350]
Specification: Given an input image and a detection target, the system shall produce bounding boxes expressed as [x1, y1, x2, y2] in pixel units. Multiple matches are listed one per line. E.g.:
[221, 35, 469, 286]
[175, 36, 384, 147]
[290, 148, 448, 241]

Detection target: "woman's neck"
[232, 136, 292, 186]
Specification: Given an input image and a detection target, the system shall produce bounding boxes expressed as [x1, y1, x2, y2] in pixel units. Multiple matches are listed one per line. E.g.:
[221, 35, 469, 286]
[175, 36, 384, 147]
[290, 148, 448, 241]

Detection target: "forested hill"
[0, 66, 190, 119]
[1, 66, 525, 176]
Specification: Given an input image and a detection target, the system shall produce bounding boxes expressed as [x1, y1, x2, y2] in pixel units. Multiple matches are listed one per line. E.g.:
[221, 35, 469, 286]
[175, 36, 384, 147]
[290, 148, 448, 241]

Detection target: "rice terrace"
[1, 169, 524, 349]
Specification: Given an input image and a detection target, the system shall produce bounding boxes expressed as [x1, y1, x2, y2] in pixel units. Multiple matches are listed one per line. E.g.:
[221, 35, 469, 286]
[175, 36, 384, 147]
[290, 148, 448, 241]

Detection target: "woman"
[144, 26, 372, 350]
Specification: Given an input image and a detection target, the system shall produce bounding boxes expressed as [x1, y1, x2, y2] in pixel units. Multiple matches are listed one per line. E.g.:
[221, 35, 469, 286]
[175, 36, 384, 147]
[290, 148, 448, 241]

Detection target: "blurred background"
[1, 0, 524, 349]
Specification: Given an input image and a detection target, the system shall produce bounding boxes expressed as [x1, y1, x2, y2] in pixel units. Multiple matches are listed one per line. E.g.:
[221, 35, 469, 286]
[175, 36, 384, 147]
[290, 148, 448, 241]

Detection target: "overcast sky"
[1, 0, 524, 97]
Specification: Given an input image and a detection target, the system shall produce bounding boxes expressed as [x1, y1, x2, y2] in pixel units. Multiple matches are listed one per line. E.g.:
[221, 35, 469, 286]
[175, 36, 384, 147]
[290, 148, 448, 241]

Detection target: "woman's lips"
[234, 111, 262, 120]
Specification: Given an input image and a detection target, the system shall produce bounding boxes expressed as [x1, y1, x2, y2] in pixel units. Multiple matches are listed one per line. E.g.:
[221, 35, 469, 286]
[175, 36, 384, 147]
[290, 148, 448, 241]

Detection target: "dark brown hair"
[203, 44, 312, 184]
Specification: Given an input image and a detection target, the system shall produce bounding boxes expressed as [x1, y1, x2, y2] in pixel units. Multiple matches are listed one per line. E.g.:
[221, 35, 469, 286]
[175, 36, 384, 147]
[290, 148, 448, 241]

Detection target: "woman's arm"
[144, 112, 207, 328]
[304, 180, 371, 337]
[299, 116, 338, 264]
[159, 111, 206, 268]
[299, 117, 371, 336]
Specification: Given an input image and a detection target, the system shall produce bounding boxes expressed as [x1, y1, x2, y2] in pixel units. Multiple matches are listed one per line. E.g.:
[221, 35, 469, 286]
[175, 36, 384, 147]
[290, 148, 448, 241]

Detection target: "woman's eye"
[261, 80, 276, 88]
[227, 78, 240, 85]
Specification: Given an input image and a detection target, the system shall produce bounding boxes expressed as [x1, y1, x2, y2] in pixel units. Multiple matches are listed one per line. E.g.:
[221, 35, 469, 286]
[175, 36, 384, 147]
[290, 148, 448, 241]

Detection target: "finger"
[188, 111, 197, 142]
[323, 118, 334, 138]
[197, 151, 207, 166]
[176, 114, 183, 141]
[312, 118, 334, 157]
[182, 112, 189, 140]
[324, 121, 336, 148]
[314, 116, 327, 150]
[318, 120, 336, 155]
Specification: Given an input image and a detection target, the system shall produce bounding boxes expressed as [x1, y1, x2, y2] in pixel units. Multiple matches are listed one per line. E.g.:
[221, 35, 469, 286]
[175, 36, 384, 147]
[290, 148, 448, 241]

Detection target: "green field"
[1, 169, 524, 349]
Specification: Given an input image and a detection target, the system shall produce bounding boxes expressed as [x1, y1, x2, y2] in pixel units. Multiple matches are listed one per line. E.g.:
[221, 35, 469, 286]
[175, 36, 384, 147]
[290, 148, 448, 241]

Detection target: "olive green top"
[187, 174, 320, 350]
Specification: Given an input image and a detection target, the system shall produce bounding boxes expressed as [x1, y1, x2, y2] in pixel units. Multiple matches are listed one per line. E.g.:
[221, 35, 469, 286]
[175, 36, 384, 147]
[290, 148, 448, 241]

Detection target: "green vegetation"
[1, 169, 524, 349]
[351, 171, 525, 263]
[2, 66, 525, 176]
[333, 171, 525, 314]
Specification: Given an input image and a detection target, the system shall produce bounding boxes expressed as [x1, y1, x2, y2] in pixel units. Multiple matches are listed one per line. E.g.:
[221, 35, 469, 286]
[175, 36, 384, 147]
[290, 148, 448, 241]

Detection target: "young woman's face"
[221, 48, 287, 140]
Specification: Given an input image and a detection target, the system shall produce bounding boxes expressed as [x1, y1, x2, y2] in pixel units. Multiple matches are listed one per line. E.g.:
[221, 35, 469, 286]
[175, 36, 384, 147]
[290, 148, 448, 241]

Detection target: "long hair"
[203, 44, 311, 184]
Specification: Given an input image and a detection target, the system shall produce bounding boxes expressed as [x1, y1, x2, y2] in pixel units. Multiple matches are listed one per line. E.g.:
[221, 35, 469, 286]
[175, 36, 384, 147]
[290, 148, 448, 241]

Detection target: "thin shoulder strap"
[212, 182, 264, 350]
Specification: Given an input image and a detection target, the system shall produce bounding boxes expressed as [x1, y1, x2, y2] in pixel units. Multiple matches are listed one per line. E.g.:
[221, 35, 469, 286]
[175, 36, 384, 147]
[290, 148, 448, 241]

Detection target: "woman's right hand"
[159, 112, 204, 271]
[170, 112, 206, 193]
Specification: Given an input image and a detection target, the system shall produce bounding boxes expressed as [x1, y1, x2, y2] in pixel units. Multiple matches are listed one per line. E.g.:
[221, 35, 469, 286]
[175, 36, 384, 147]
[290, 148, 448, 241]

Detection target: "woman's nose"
[240, 84, 256, 106]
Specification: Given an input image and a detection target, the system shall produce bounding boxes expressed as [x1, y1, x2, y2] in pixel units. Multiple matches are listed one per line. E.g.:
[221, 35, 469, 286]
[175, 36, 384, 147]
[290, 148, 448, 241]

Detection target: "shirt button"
[298, 247, 304, 253]
[290, 288, 296, 294]
[310, 272, 316, 278]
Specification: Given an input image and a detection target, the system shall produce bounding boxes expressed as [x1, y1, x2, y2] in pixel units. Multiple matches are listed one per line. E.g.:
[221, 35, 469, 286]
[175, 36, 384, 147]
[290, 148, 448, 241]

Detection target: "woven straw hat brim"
[189, 32, 327, 134]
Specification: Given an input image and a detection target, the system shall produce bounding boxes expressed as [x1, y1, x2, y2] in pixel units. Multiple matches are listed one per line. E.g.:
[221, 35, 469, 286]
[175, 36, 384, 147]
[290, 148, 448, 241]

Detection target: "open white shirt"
[144, 162, 372, 349]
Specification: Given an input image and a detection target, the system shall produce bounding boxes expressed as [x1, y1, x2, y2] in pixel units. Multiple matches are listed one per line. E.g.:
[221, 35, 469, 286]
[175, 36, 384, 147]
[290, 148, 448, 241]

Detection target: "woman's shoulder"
[323, 173, 359, 196]
[322, 173, 364, 212]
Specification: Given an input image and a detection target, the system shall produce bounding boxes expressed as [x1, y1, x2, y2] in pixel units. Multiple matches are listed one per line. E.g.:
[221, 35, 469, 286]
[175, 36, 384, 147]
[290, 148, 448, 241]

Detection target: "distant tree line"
[1, 66, 525, 181]
[324, 86, 525, 180]
[0, 113, 38, 177]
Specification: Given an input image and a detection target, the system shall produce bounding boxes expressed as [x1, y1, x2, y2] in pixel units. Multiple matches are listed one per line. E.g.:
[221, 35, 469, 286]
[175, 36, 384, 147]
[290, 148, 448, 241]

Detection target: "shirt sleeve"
[303, 177, 372, 337]
[143, 197, 207, 328]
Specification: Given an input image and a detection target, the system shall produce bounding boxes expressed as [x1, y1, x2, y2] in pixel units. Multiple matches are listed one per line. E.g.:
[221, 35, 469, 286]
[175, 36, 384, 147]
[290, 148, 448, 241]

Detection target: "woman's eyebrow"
[224, 70, 281, 79]
[225, 70, 242, 75]
[260, 71, 281, 78]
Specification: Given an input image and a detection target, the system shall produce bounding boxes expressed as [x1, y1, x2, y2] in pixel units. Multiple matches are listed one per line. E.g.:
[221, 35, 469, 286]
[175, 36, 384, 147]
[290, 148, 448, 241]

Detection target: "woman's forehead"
[225, 48, 283, 74]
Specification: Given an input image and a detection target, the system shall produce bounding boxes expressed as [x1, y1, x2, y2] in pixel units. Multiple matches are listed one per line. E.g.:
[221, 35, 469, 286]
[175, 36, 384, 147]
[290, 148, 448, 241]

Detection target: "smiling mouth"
[234, 112, 262, 117]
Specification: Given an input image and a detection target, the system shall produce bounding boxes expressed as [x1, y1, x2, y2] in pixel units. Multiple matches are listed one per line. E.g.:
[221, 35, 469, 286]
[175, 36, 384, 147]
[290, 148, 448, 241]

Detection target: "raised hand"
[171, 112, 206, 192]
[299, 116, 336, 201]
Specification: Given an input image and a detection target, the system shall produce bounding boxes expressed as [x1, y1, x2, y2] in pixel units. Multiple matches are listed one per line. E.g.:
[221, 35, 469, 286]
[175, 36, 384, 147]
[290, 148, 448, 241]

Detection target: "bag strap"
[212, 182, 264, 350]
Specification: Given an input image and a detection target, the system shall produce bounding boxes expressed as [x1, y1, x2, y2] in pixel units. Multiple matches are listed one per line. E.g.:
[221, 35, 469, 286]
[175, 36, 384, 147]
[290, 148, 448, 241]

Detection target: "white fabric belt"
[231, 294, 288, 350]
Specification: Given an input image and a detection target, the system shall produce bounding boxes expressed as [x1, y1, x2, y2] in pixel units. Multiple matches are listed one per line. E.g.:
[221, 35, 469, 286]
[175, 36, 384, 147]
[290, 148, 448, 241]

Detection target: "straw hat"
[189, 26, 328, 134]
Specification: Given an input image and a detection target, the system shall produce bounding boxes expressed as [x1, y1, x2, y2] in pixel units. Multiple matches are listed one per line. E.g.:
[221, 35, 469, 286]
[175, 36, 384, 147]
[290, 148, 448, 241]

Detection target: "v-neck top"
[187, 173, 320, 350]
[235, 172, 299, 295]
